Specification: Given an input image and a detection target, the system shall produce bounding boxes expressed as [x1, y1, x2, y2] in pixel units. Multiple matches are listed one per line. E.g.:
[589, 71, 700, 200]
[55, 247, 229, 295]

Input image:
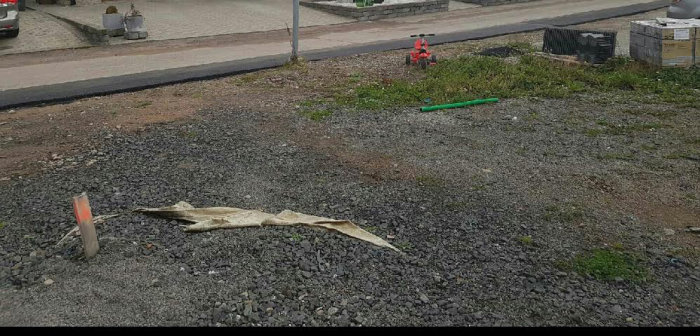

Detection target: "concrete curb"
[300, 0, 449, 21]
[455, 0, 539, 6]
[1, 0, 669, 110]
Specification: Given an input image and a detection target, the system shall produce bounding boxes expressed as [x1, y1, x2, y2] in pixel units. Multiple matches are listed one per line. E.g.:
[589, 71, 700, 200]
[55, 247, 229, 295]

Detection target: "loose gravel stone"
[0, 16, 698, 326]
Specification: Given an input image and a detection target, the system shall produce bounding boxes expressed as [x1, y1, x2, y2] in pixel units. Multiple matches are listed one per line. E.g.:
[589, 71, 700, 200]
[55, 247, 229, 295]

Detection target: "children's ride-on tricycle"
[406, 34, 437, 70]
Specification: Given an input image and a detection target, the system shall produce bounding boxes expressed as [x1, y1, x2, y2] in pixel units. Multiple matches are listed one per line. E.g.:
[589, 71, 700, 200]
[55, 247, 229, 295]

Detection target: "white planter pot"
[102, 13, 124, 30]
[124, 15, 145, 33]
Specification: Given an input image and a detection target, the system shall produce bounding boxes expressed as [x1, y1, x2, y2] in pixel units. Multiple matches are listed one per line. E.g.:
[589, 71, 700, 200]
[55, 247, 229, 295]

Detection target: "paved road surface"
[32, 0, 354, 45]
[0, 9, 91, 56]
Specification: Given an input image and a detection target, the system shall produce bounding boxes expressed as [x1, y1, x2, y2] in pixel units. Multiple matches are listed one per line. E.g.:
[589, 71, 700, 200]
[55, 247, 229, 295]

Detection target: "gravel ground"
[0, 14, 698, 327]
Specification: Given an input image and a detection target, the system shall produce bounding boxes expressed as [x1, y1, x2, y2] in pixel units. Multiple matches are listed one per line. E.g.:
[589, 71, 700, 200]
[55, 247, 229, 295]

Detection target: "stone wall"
[53, 0, 103, 6]
[300, 0, 449, 21]
[455, 0, 539, 6]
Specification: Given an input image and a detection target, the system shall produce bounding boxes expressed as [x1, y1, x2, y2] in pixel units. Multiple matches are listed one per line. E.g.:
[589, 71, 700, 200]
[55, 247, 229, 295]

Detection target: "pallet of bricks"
[630, 19, 700, 67]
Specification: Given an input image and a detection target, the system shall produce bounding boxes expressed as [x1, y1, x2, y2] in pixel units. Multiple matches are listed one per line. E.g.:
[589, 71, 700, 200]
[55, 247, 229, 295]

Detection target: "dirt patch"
[477, 46, 524, 58]
[0, 86, 211, 179]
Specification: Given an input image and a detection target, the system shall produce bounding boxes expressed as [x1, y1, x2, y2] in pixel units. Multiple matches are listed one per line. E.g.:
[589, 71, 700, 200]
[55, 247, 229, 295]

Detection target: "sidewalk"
[2, 0, 666, 93]
[30, 0, 353, 44]
[0, 9, 91, 56]
[31, 0, 479, 45]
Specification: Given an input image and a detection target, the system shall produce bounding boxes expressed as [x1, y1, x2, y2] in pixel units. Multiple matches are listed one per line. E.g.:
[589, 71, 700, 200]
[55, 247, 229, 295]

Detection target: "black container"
[576, 33, 615, 64]
[543, 27, 617, 59]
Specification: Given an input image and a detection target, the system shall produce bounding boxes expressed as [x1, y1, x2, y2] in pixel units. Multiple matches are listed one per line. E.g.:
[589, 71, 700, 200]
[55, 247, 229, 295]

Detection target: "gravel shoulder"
[0, 13, 698, 327]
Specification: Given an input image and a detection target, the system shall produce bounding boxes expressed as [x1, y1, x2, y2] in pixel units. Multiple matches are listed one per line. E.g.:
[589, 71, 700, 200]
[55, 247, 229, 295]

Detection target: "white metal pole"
[293, 0, 299, 61]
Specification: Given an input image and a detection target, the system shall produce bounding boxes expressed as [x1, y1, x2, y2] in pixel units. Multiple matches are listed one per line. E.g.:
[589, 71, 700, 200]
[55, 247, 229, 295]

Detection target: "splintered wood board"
[533, 52, 597, 67]
[73, 193, 99, 259]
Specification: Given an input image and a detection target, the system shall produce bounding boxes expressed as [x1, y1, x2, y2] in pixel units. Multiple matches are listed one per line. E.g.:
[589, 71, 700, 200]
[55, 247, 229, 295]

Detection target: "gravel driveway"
[0, 17, 698, 326]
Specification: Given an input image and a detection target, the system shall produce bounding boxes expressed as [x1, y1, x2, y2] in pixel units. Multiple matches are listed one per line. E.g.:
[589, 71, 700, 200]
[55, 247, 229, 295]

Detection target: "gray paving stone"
[0, 9, 91, 56]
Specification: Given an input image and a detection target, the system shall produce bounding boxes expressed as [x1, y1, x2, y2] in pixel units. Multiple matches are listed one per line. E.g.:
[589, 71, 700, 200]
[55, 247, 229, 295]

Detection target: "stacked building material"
[630, 19, 700, 67]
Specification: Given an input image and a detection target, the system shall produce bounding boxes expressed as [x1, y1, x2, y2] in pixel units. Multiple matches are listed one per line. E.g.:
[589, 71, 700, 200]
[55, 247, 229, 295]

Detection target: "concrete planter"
[102, 13, 123, 29]
[124, 15, 145, 32]
[124, 15, 148, 39]
[301, 0, 449, 21]
[102, 13, 124, 36]
[455, 0, 540, 6]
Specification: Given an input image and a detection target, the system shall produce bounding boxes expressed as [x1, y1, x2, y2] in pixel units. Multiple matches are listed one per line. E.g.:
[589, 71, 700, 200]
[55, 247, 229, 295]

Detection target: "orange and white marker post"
[72, 193, 99, 259]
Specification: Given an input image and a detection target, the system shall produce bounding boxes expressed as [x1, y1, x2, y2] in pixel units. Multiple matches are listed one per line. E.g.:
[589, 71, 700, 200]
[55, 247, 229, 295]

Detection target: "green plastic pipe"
[420, 98, 499, 112]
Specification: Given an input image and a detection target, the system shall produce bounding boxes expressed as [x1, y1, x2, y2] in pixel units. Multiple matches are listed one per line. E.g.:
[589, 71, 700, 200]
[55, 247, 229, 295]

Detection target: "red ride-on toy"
[406, 34, 438, 69]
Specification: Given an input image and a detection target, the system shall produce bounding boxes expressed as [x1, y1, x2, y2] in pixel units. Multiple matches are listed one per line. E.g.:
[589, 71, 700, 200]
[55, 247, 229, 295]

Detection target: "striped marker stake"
[73, 193, 99, 259]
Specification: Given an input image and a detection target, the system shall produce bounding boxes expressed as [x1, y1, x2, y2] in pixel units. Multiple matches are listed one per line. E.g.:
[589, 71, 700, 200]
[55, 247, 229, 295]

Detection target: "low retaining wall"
[456, 0, 539, 6]
[53, 0, 103, 5]
[300, 0, 449, 21]
[29, 7, 109, 43]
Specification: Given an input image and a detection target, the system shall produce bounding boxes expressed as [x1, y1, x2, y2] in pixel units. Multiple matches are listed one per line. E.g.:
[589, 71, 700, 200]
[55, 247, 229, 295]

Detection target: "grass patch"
[598, 152, 636, 161]
[565, 249, 649, 282]
[667, 247, 700, 260]
[640, 143, 658, 151]
[348, 72, 364, 83]
[585, 129, 603, 137]
[620, 108, 678, 119]
[506, 123, 537, 133]
[283, 57, 308, 71]
[664, 151, 699, 160]
[0, 221, 5, 230]
[469, 175, 490, 191]
[179, 130, 198, 139]
[300, 109, 333, 121]
[337, 55, 699, 109]
[395, 241, 414, 251]
[524, 112, 540, 121]
[416, 175, 444, 188]
[133, 101, 152, 108]
[471, 183, 487, 191]
[364, 225, 378, 234]
[505, 41, 539, 53]
[300, 98, 327, 107]
[684, 137, 700, 145]
[290, 233, 303, 242]
[518, 235, 533, 245]
[238, 73, 262, 84]
[543, 203, 584, 222]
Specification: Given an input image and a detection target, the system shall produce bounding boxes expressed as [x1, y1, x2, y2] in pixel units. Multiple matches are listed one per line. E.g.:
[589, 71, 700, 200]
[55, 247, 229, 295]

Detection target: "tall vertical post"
[292, 0, 299, 61]
[73, 193, 99, 259]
